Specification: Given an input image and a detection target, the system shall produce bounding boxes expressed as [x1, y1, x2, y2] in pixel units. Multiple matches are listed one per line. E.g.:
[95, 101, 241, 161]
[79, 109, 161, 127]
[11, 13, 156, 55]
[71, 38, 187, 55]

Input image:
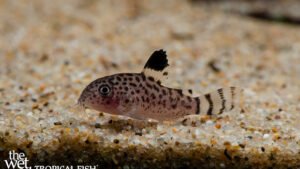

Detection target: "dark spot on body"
[131, 91, 134, 95]
[188, 89, 193, 94]
[142, 74, 146, 81]
[168, 88, 172, 95]
[146, 83, 153, 89]
[128, 77, 133, 81]
[135, 76, 140, 82]
[162, 100, 166, 106]
[117, 76, 121, 81]
[185, 105, 192, 109]
[144, 88, 148, 95]
[136, 90, 140, 93]
[108, 78, 115, 85]
[122, 82, 127, 85]
[129, 83, 137, 87]
[177, 89, 183, 96]
[125, 99, 129, 103]
[125, 87, 129, 91]
[162, 89, 167, 95]
[148, 76, 155, 82]
[163, 72, 168, 76]
[151, 93, 156, 99]
[153, 84, 160, 92]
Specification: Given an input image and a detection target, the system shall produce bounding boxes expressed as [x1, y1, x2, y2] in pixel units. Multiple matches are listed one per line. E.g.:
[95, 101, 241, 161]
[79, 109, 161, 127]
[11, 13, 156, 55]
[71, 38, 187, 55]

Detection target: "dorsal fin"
[142, 49, 169, 83]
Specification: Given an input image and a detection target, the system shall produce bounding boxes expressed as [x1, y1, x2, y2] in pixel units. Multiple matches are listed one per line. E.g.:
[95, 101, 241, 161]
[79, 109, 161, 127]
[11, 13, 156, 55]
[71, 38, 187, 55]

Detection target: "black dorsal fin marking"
[142, 49, 169, 83]
[144, 49, 169, 71]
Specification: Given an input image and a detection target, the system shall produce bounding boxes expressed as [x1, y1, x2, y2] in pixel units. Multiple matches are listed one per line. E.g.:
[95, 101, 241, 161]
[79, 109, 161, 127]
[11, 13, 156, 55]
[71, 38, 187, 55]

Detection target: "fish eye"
[98, 84, 111, 96]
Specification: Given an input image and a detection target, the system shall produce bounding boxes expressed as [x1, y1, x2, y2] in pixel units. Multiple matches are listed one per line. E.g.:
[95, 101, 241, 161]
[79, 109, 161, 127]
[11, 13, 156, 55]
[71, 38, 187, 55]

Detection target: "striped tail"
[194, 87, 244, 115]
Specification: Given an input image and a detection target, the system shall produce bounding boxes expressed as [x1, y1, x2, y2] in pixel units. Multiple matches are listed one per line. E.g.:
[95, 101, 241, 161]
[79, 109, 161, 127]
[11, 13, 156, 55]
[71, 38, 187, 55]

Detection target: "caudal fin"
[195, 87, 244, 115]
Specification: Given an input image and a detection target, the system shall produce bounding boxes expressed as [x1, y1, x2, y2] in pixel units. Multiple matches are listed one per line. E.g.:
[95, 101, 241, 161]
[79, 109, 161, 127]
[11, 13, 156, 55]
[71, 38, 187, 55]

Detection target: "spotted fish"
[78, 50, 243, 121]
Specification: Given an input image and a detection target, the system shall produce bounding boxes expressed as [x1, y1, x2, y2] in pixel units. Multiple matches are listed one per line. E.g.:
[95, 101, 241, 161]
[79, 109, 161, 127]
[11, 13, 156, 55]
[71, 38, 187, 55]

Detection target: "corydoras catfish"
[78, 50, 243, 121]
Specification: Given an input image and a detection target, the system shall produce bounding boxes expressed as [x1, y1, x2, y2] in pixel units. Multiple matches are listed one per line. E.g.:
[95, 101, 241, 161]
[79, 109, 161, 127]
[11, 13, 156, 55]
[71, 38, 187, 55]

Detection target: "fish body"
[78, 50, 243, 121]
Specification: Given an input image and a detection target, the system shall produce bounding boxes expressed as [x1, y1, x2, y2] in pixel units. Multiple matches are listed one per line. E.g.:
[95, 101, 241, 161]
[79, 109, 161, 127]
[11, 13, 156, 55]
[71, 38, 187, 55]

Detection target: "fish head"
[78, 76, 120, 114]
